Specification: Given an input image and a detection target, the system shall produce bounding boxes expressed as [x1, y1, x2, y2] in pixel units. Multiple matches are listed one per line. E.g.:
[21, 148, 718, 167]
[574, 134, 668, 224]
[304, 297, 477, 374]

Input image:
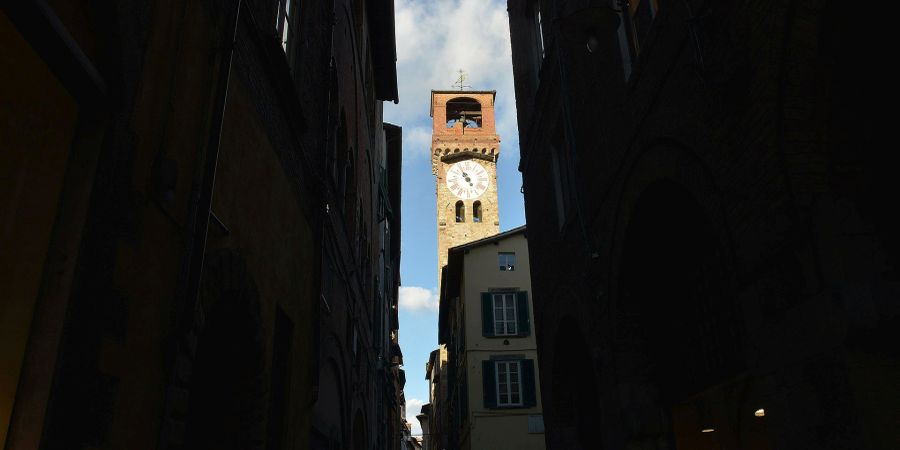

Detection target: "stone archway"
[183, 249, 266, 450]
[548, 319, 601, 450]
[351, 409, 367, 450]
[616, 180, 743, 449]
[310, 357, 346, 450]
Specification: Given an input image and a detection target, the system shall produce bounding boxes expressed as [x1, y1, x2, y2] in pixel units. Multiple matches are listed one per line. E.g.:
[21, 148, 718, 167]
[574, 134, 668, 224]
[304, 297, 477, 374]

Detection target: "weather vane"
[452, 69, 471, 91]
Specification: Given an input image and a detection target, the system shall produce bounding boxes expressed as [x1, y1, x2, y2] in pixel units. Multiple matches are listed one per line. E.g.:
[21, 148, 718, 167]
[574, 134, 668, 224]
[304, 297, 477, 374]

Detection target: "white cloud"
[402, 126, 434, 159]
[399, 286, 439, 312]
[405, 397, 426, 436]
[386, 0, 520, 160]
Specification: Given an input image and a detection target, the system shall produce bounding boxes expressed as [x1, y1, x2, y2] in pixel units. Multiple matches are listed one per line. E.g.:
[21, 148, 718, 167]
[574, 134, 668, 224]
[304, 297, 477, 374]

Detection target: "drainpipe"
[179, 0, 242, 324]
[159, 3, 242, 447]
[553, 15, 597, 260]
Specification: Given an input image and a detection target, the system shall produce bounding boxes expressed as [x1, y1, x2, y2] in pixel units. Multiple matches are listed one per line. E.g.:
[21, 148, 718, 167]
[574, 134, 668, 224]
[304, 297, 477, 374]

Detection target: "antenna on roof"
[452, 69, 471, 91]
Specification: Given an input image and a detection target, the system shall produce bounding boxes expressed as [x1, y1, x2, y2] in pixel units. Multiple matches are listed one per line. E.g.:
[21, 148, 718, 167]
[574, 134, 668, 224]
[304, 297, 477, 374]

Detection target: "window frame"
[618, 0, 659, 80]
[498, 252, 516, 271]
[275, 0, 302, 69]
[455, 200, 466, 223]
[275, 0, 293, 49]
[495, 360, 523, 407]
[492, 293, 518, 336]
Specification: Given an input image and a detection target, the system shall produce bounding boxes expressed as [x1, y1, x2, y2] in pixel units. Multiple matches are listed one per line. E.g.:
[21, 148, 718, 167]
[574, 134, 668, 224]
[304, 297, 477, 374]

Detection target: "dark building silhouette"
[507, 0, 898, 449]
[1, 1, 402, 449]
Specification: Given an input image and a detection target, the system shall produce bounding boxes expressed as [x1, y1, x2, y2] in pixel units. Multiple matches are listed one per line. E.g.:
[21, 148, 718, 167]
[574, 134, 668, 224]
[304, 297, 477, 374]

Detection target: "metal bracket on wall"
[209, 210, 230, 235]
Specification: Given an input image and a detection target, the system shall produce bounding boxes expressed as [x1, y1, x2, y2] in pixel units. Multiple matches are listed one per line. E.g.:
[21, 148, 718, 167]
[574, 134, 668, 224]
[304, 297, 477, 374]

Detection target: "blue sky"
[383, 0, 525, 436]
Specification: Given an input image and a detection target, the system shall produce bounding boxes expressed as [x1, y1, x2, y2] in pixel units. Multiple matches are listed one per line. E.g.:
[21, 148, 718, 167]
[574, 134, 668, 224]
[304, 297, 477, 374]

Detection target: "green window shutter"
[522, 359, 537, 407]
[482, 360, 497, 408]
[516, 291, 531, 336]
[481, 293, 494, 337]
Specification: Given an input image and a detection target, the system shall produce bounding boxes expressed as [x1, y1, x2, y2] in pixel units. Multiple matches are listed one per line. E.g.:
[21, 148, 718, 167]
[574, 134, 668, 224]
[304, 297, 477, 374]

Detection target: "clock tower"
[431, 90, 501, 285]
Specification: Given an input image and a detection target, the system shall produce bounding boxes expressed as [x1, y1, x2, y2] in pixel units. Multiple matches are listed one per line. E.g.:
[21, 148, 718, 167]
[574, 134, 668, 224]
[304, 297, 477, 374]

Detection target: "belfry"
[431, 90, 501, 286]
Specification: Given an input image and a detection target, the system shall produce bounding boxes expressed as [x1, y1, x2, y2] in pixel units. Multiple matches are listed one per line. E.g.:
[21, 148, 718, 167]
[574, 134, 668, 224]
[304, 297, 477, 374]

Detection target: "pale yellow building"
[438, 226, 545, 450]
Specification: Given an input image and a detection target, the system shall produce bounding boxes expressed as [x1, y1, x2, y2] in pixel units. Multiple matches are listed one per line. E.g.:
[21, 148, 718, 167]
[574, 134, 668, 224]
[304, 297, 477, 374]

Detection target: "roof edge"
[448, 225, 527, 254]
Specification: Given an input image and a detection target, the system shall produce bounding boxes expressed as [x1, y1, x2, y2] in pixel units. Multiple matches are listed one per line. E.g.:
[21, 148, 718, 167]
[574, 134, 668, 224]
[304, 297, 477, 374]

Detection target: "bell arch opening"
[445, 97, 482, 128]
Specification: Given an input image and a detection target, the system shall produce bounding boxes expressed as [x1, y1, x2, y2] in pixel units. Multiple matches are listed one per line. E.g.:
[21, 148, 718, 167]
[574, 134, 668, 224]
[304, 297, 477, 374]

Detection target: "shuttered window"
[483, 358, 538, 409]
[481, 291, 531, 337]
[496, 361, 522, 406]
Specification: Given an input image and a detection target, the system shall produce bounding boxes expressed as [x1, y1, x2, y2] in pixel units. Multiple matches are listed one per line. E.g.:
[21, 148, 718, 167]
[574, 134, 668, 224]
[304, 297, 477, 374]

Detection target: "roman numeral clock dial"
[446, 161, 490, 200]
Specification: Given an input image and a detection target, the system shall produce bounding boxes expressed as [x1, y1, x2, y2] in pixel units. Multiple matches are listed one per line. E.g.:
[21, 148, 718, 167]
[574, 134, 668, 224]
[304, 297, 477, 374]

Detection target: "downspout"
[179, 0, 242, 323]
[553, 19, 597, 260]
[158, 2, 241, 447]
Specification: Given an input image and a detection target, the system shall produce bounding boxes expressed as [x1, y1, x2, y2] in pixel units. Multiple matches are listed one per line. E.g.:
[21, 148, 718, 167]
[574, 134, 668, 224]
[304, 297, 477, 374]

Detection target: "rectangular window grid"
[492, 293, 517, 336]
[499, 252, 516, 271]
[495, 360, 523, 407]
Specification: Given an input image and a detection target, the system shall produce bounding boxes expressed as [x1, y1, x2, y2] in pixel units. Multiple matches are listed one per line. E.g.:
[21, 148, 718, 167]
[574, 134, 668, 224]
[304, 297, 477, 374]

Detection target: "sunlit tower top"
[430, 88, 501, 289]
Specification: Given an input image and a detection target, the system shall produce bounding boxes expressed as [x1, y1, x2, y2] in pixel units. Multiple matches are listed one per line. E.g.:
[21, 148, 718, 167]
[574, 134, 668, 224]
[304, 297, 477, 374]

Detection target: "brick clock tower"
[431, 90, 501, 284]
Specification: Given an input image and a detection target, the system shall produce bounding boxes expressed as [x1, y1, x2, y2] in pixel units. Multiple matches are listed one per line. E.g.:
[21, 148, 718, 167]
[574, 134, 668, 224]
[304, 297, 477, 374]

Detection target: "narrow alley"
[1, 1, 896, 450]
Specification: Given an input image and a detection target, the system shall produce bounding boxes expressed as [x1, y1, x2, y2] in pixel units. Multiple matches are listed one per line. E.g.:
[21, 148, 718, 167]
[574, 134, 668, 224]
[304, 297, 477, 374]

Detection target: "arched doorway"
[617, 180, 745, 449]
[549, 320, 601, 449]
[183, 250, 266, 450]
[352, 409, 367, 450]
[310, 359, 345, 450]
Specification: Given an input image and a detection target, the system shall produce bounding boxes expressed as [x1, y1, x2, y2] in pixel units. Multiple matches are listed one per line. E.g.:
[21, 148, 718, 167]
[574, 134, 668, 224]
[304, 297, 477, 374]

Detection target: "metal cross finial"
[452, 69, 471, 90]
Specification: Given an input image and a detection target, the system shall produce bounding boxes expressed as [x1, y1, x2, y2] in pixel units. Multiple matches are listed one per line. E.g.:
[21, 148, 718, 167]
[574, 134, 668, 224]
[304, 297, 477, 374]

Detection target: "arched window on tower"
[455, 201, 465, 223]
[473, 201, 482, 223]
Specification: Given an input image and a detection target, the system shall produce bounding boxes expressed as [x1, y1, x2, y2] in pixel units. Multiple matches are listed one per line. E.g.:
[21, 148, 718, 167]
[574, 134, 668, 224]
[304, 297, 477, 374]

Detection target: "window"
[499, 252, 516, 271]
[536, 10, 545, 60]
[618, 0, 659, 79]
[481, 291, 530, 338]
[473, 201, 482, 222]
[275, 0, 296, 52]
[550, 120, 575, 230]
[616, 12, 633, 80]
[630, 0, 658, 52]
[492, 293, 518, 336]
[482, 359, 537, 409]
[455, 200, 465, 222]
[551, 148, 567, 227]
[496, 361, 523, 406]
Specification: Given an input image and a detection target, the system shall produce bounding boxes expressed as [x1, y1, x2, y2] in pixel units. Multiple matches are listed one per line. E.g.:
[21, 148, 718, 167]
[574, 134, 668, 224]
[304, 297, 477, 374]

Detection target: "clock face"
[446, 160, 490, 200]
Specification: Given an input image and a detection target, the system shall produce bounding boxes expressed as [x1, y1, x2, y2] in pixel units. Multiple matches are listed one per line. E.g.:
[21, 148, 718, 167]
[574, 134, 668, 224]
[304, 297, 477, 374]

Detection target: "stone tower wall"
[431, 91, 501, 286]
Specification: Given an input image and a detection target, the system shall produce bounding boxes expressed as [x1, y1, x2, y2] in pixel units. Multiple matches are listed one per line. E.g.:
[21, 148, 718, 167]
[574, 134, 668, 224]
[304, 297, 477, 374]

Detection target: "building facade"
[1, 1, 402, 449]
[430, 90, 501, 287]
[419, 347, 449, 450]
[438, 227, 546, 450]
[508, 0, 898, 449]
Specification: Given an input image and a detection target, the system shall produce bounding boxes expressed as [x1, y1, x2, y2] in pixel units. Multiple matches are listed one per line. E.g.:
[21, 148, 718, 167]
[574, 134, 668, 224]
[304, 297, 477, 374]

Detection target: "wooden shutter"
[516, 291, 531, 336]
[482, 360, 497, 408]
[481, 292, 494, 336]
[522, 359, 537, 407]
